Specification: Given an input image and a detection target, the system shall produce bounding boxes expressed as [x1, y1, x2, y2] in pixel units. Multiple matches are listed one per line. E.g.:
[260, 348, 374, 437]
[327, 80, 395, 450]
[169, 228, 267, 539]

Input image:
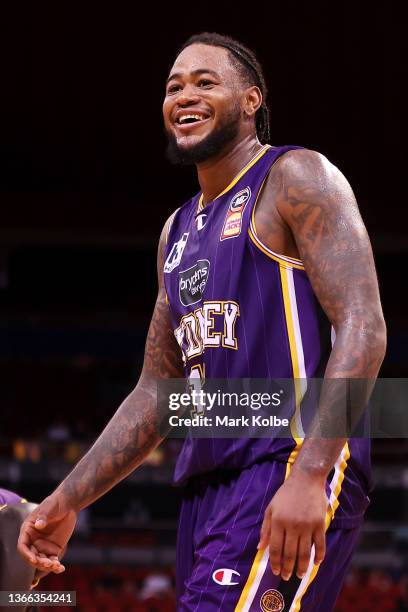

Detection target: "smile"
[174, 111, 211, 130]
[177, 112, 210, 124]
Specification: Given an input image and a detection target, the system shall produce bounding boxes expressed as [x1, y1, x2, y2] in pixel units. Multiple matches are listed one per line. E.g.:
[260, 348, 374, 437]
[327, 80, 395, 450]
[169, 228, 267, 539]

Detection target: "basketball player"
[0, 488, 47, 611]
[18, 33, 386, 611]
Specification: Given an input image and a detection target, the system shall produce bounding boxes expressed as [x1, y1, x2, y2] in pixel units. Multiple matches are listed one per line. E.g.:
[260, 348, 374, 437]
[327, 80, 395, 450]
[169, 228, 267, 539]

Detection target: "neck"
[196, 134, 263, 204]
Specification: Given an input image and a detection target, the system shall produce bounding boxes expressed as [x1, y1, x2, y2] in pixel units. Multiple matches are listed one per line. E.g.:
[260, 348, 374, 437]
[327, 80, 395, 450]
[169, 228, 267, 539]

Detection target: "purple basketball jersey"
[0, 488, 24, 507]
[164, 145, 371, 527]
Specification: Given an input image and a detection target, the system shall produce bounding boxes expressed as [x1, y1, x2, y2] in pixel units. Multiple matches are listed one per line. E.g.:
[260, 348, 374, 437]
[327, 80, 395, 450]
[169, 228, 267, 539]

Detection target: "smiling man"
[18, 33, 386, 611]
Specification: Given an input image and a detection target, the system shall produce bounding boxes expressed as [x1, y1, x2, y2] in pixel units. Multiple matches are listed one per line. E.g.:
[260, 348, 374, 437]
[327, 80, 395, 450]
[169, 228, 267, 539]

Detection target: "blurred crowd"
[1, 422, 183, 469]
[41, 565, 175, 612]
[336, 569, 408, 612]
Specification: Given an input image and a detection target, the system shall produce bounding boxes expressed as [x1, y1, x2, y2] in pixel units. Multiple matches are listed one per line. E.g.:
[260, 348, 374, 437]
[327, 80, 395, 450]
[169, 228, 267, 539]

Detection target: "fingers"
[257, 508, 272, 551]
[313, 526, 326, 566]
[296, 533, 312, 579]
[269, 522, 284, 577]
[30, 548, 65, 573]
[281, 530, 297, 581]
[18, 525, 65, 574]
[17, 524, 38, 565]
[37, 552, 65, 574]
[266, 525, 320, 581]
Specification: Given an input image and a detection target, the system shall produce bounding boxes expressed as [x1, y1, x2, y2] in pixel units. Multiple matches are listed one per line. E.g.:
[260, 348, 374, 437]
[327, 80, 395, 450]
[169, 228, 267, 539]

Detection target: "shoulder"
[269, 148, 353, 201]
[0, 489, 22, 507]
[160, 209, 179, 246]
[159, 193, 198, 245]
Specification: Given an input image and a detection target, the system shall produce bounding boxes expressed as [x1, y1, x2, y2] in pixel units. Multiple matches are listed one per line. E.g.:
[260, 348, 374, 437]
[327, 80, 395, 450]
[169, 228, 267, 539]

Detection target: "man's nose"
[177, 84, 200, 106]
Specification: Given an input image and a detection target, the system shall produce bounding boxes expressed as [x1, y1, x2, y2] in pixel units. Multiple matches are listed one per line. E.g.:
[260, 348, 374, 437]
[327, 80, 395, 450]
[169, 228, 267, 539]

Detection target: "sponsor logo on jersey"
[179, 259, 210, 306]
[164, 232, 189, 273]
[196, 213, 207, 230]
[220, 187, 251, 241]
[212, 568, 240, 586]
[260, 589, 285, 612]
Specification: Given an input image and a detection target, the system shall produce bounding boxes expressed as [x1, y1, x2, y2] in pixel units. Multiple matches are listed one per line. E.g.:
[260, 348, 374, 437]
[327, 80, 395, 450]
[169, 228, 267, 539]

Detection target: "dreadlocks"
[178, 32, 271, 144]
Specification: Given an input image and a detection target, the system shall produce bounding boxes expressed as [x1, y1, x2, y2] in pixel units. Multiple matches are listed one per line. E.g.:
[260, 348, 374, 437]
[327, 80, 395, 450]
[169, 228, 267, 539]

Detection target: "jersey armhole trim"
[249, 167, 305, 269]
[165, 208, 180, 245]
[249, 224, 305, 270]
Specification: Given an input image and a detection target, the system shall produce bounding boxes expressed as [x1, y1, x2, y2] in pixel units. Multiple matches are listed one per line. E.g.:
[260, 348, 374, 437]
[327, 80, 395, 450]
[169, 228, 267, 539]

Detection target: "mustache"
[164, 109, 241, 166]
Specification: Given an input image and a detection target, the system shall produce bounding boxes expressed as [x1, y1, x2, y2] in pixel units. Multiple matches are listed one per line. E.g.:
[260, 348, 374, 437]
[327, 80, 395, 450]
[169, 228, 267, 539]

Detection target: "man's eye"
[167, 85, 181, 94]
[198, 80, 214, 88]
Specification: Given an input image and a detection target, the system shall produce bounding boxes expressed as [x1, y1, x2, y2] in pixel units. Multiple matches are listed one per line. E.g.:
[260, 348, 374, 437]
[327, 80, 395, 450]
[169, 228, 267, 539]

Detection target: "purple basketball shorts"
[176, 461, 362, 611]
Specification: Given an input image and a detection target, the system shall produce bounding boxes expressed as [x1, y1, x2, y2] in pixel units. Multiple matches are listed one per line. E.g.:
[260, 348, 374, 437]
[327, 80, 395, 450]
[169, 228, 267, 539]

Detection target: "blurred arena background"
[0, 3, 407, 611]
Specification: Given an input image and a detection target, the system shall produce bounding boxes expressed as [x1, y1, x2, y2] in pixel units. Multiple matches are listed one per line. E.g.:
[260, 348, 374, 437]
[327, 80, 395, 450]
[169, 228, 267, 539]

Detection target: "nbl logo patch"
[220, 187, 251, 241]
[164, 232, 189, 273]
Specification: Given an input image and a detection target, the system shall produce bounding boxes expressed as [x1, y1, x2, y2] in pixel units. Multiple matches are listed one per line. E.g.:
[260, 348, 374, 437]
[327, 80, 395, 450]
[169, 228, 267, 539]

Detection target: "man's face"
[163, 44, 244, 165]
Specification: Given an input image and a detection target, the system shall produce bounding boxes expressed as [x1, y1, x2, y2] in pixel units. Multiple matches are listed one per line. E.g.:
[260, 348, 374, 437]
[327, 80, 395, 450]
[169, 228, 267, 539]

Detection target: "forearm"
[291, 323, 386, 481]
[52, 275, 183, 511]
[55, 378, 164, 512]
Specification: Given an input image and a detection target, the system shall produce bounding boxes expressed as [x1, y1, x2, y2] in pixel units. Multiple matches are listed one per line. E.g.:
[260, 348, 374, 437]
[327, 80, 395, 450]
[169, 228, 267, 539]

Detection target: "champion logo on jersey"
[196, 213, 207, 230]
[212, 568, 240, 586]
[220, 187, 251, 241]
[164, 233, 189, 273]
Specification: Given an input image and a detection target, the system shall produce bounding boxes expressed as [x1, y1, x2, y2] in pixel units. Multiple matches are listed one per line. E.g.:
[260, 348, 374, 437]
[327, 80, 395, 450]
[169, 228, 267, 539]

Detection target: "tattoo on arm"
[58, 214, 184, 510]
[259, 150, 387, 478]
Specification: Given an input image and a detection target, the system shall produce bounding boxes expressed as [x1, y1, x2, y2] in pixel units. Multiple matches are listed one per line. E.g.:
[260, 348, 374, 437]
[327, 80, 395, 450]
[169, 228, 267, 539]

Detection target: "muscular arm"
[18, 216, 184, 572]
[257, 149, 386, 579]
[272, 149, 386, 476]
[57, 217, 184, 511]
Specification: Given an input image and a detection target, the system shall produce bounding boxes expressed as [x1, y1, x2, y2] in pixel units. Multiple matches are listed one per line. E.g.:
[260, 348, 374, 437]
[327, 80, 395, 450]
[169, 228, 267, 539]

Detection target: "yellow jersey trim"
[251, 197, 303, 264]
[279, 265, 305, 476]
[291, 443, 350, 611]
[249, 226, 305, 271]
[197, 145, 271, 213]
[235, 549, 266, 612]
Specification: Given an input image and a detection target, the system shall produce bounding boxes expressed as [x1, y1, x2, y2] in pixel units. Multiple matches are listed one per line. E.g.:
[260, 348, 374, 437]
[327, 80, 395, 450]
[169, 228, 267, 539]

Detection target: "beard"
[165, 104, 241, 165]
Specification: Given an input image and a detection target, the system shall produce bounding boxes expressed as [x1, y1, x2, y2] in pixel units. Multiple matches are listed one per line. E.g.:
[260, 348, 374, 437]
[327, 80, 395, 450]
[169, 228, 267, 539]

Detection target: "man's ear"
[243, 86, 262, 119]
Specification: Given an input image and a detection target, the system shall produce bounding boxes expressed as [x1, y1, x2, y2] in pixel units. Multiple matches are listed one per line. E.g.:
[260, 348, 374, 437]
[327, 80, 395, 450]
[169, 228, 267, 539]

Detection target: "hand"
[17, 493, 77, 574]
[258, 473, 328, 581]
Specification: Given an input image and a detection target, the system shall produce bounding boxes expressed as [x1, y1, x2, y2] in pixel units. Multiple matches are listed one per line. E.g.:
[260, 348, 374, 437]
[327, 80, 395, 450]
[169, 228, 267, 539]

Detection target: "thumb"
[34, 515, 48, 529]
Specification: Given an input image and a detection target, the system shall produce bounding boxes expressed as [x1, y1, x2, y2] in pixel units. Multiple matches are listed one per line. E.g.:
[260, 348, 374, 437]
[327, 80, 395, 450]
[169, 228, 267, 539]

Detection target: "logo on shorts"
[212, 568, 240, 586]
[164, 233, 189, 273]
[220, 187, 251, 241]
[179, 259, 210, 306]
[260, 589, 285, 612]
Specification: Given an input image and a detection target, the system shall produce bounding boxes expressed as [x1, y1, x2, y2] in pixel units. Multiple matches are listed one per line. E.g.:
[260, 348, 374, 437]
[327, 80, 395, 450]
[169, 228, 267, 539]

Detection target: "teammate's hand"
[257, 473, 328, 581]
[17, 493, 77, 574]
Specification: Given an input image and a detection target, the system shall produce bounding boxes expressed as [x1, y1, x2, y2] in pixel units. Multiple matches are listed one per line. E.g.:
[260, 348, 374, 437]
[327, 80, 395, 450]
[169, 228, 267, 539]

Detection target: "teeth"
[178, 114, 206, 124]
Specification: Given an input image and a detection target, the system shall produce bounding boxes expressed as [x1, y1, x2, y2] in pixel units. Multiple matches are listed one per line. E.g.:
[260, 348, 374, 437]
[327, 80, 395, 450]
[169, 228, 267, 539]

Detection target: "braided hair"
[177, 32, 271, 143]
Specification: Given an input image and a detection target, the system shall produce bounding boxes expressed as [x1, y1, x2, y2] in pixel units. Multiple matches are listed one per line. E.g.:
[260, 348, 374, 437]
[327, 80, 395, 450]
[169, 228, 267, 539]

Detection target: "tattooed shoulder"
[258, 148, 386, 364]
